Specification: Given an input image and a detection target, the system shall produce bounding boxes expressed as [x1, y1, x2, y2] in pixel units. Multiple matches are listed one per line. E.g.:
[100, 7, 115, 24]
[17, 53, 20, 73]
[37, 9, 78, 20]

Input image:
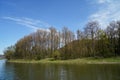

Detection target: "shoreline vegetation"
[4, 20, 120, 62]
[7, 57, 120, 64]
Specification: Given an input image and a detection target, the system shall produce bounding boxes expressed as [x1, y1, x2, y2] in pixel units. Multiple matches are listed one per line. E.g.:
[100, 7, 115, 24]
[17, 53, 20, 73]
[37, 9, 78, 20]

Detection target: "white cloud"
[98, 0, 112, 4]
[98, 0, 106, 3]
[89, 0, 120, 29]
[3, 17, 51, 31]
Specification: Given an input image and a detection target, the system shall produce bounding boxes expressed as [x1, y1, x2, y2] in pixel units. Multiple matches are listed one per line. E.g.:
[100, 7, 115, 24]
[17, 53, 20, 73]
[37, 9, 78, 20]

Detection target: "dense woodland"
[4, 20, 120, 60]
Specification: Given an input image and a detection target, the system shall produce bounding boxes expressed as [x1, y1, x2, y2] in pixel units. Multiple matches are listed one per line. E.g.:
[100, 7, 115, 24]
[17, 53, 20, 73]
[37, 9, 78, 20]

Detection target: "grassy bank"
[7, 57, 120, 64]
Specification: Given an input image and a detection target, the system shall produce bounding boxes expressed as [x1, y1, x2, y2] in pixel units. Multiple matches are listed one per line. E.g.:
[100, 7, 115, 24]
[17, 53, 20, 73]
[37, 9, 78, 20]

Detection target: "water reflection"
[0, 60, 120, 80]
[0, 60, 16, 80]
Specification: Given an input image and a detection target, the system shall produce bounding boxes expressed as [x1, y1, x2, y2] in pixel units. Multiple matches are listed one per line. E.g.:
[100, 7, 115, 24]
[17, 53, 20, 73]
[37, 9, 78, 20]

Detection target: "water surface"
[0, 60, 120, 80]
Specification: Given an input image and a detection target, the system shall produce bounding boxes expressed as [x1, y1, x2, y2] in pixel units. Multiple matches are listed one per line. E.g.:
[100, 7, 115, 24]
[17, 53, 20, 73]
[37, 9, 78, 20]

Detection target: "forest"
[4, 20, 120, 60]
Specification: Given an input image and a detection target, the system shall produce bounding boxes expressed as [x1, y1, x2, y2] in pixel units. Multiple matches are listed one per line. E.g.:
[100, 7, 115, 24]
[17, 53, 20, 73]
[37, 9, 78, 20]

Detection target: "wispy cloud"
[3, 17, 51, 31]
[89, 0, 120, 29]
[97, 0, 111, 4]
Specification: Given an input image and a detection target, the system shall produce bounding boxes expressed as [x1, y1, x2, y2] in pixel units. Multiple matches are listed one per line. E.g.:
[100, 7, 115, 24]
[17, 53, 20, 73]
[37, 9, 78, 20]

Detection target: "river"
[0, 60, 120, 80]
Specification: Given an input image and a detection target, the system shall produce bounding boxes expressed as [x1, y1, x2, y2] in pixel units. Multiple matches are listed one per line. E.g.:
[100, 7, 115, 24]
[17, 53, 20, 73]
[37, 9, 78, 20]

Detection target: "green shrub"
[52, 50, 61, 60]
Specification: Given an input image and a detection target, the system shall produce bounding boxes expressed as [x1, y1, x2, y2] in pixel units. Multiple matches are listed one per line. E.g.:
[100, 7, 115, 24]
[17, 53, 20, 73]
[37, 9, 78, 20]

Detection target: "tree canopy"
[4, 21, 120, 60]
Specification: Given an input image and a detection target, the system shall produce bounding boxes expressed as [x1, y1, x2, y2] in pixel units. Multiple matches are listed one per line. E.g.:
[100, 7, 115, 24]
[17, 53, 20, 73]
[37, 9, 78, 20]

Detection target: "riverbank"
[7, 57, 120, 64]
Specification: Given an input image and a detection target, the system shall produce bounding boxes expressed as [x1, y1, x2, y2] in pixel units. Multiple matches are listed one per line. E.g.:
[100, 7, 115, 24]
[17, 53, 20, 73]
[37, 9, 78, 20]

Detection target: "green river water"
[0, 60, 120, 80]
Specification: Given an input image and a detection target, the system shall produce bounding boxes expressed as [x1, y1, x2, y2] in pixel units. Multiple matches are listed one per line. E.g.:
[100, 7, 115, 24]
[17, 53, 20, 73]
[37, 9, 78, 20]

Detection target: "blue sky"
[0, 0, 120, 54]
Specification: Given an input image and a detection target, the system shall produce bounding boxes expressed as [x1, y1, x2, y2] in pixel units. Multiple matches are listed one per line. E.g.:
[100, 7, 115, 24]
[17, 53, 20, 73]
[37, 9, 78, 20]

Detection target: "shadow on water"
[0, 60, 120, 80]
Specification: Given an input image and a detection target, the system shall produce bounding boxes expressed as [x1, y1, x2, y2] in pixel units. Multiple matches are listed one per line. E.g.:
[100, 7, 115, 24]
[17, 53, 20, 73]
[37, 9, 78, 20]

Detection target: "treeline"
[4, 20, 120, 60]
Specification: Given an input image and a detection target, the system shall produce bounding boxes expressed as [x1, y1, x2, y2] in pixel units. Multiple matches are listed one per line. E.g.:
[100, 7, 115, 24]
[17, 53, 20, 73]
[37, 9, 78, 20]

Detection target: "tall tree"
[49, 27, 59, 56]
[117, 21, 120, 55]
[61, 27, 74, 59]
[84, 21, 99, 56]
[4, 45, 15, 60]
[106, 21, 118, 56]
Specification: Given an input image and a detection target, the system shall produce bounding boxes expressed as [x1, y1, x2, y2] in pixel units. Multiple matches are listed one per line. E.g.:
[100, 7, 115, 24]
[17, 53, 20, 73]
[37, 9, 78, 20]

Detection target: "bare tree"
[106, 21, 118, 56]
[84, 21, 99, 56]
